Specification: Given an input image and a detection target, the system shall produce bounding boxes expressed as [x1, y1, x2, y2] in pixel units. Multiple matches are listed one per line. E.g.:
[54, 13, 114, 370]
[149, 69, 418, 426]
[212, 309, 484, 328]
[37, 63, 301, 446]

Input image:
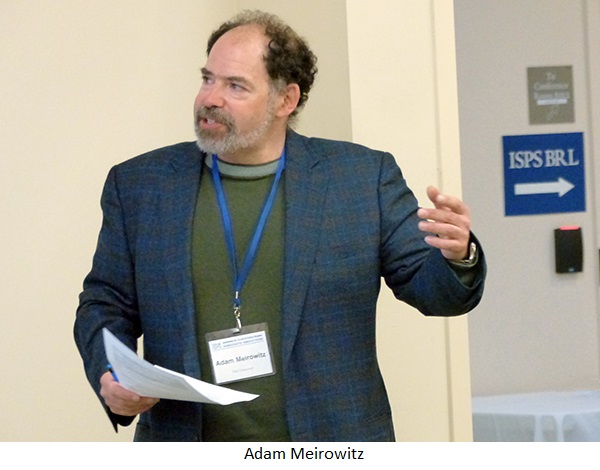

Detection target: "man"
[75, 10, 485, 442]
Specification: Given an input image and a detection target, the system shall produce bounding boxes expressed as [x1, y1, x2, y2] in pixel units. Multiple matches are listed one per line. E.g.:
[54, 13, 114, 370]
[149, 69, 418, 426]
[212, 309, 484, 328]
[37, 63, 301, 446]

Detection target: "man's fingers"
[426, 185, 469, 215]
[100, 371, 159, 416]
[420, 185, 472, 261]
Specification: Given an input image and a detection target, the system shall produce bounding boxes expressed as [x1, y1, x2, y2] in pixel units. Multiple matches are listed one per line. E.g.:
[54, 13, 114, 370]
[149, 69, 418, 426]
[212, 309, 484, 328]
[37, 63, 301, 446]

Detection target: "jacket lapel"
[281, 131, 328, 370]
[158, 143, 203, 379]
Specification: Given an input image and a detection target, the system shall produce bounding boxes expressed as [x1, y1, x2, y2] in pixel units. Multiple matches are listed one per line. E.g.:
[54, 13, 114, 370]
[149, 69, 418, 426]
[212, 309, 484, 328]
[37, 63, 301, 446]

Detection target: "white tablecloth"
[472, 390, 600, 441]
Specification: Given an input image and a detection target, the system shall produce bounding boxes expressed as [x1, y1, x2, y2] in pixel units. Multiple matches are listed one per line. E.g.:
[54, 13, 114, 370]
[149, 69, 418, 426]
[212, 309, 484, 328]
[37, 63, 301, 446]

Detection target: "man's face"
[194, 25, 281, 161]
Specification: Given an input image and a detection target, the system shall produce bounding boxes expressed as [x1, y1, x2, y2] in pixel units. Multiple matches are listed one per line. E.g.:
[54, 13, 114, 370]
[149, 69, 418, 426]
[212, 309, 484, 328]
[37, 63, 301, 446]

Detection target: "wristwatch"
[453, 241, 478, 266]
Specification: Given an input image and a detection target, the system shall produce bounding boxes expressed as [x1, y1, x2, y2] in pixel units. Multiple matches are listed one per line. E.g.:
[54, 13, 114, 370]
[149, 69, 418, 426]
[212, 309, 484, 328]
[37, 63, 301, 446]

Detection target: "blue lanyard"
[210, 151, 285, 329]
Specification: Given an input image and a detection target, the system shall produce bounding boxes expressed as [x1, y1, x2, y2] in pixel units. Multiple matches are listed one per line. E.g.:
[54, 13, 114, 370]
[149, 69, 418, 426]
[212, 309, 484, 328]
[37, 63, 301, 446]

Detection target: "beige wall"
[0, 0, 471, 441]
[346, 0, 471, 441]
[0, 0, 235, 442]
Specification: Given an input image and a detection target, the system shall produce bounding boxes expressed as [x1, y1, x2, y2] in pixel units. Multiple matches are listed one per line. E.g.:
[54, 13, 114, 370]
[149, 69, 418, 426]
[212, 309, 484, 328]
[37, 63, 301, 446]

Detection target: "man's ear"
[276, 83, 301, 118]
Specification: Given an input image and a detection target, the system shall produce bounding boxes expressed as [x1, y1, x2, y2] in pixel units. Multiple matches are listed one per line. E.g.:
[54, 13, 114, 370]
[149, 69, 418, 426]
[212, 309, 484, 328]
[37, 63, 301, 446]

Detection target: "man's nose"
[201, 85, 225, 108]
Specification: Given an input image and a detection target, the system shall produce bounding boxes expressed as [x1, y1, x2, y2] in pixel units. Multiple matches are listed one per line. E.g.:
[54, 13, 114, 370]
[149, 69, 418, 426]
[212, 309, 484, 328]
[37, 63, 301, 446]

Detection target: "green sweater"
[191, 157, 290, 441]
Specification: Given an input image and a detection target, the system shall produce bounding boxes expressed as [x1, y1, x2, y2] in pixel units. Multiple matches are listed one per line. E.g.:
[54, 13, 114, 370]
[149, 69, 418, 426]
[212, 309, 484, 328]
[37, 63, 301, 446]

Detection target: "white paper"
[102, 328, 258, 405]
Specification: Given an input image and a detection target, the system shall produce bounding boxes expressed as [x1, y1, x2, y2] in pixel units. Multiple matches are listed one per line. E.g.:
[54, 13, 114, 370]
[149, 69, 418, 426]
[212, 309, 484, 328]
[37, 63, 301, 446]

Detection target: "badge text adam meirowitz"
[244, 446, 365, 460]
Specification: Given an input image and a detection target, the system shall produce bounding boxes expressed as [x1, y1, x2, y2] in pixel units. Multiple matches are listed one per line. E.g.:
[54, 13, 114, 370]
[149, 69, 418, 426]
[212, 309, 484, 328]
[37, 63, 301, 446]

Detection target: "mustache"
[196, 107, 234, 128]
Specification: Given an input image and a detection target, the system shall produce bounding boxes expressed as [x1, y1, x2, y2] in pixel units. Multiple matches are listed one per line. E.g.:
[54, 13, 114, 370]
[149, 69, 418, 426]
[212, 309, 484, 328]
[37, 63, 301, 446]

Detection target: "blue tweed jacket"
[74, 129, 485, 441]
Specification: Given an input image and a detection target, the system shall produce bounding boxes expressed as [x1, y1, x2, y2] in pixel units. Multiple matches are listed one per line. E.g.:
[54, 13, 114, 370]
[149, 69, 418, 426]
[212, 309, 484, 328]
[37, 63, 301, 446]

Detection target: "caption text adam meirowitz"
[244, 446, 365, 461]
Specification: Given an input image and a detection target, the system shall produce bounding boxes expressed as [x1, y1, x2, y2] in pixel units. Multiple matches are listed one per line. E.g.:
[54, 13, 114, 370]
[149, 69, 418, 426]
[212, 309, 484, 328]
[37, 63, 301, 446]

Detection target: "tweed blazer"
[75, 129, 485, 441]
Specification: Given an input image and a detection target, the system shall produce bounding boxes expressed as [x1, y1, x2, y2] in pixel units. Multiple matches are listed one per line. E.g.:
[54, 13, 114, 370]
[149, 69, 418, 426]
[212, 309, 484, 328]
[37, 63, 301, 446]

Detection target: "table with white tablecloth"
[472, 390, 600, 441]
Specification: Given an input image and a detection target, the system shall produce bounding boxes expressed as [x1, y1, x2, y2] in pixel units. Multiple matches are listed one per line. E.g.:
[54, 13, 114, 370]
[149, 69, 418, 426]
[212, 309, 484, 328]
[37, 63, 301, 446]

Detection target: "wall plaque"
[528, 66, 574, 124]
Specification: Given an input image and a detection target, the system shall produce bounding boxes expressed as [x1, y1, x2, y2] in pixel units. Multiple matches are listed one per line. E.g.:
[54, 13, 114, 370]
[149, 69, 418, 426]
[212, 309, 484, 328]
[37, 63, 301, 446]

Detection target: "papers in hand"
[102, 328, 258, 405]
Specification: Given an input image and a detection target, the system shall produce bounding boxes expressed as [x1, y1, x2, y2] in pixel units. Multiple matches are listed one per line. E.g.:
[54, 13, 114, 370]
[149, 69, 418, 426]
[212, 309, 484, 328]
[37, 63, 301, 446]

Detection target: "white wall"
[455, 0, 600, 396]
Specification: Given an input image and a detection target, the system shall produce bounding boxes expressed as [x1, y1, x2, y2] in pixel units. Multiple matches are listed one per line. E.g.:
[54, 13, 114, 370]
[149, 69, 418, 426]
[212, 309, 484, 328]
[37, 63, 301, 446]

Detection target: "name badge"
[206, 323, 275, 385]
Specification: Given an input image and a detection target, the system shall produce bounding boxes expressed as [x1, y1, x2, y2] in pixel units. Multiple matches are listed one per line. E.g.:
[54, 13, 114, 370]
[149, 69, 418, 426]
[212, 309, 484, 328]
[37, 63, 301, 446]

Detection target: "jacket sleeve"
[74, 166, 141, 430]
[378, 152, 486, 316]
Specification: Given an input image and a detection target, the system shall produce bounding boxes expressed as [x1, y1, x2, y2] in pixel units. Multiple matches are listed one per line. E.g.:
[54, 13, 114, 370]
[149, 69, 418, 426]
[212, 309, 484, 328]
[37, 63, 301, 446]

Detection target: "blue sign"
[503, 132, 585, 216]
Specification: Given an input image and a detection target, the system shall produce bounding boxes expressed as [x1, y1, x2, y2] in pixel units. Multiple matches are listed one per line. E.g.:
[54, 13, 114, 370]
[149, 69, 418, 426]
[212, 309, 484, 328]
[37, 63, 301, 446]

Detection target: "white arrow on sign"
[514, 177, 575, 197]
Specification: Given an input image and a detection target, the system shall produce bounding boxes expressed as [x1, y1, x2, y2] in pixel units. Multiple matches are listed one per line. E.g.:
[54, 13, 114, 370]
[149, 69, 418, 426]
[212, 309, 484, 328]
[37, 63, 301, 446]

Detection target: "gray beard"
[194, 107, 275, 157]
